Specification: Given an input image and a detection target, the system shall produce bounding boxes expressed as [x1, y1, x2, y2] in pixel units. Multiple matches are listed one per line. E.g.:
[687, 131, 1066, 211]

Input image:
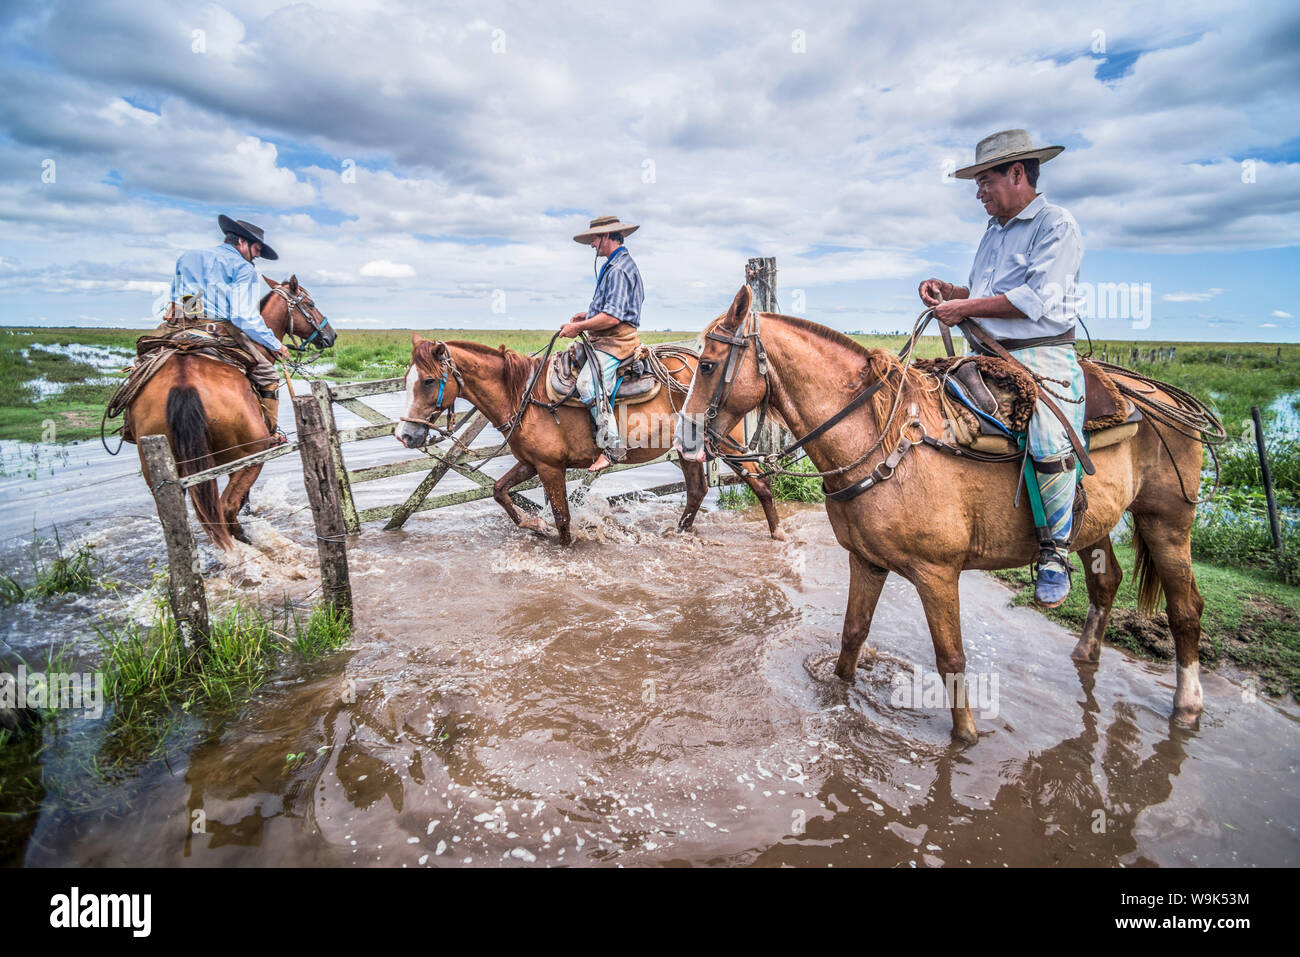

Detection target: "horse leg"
[911, 566, 979, 744]
[1132, 512, 1205, 726]
[537, 464, 573, 545]
[1072, 535, 1123, 663]
[730, 461, 785, 540]
[676, 458, 708, 532]
[834, 553, 889, 678]
[492, 459, 543, 532]
[220, 463, 264, 545]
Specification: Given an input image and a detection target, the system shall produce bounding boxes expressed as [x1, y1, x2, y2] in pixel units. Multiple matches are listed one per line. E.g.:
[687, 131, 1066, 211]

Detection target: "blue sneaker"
[1033, 547, 1072, 608]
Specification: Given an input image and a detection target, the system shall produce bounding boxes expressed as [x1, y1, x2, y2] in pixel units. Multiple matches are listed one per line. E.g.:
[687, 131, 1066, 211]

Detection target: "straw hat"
[953, 129, 1064, 180]
[572, 215, 639, 244]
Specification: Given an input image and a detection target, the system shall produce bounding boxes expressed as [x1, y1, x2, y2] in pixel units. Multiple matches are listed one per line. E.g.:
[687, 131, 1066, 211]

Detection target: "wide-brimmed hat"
[217, 214, 278, 260]
[572, 215, 639, 244]
[953, 129, 1064, 180]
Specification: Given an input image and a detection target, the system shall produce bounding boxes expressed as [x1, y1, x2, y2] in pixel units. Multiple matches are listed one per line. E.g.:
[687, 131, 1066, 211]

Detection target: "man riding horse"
[124, 215, 293, 444]
[920, 129, 1084, 608]
[558, 215, 645, 472]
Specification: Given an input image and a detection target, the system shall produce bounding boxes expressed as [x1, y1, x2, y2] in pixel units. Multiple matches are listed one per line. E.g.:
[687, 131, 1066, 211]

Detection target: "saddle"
[103, 306, 266, 433]
[915, 355, 1143, 455]
[545, 341, 664, 407]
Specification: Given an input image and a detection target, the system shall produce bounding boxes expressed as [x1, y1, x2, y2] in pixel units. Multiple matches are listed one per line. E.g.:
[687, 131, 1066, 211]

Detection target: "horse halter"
[427, 346, 464, 411]
[270, 285, 329, 350]
[699, 309, 772, 456]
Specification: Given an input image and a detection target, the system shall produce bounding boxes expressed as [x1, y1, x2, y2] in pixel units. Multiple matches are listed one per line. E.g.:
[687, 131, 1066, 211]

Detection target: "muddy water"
[3, 385, 1298, 867]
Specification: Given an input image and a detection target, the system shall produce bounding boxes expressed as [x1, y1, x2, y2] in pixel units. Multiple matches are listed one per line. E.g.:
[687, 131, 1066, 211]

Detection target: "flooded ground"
[2, 382, 1297, 867]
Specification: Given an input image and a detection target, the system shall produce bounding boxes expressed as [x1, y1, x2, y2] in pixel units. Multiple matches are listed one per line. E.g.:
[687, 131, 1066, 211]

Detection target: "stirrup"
[1031, 543, 1072, 609]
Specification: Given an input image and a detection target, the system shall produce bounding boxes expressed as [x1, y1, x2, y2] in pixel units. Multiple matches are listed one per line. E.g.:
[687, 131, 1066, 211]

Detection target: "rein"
[703, 307, 941, 478]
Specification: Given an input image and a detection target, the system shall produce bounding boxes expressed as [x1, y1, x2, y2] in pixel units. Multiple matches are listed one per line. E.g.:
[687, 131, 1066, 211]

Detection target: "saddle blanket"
[914, 355, 1143, 454]
[545, 342, 663, 408]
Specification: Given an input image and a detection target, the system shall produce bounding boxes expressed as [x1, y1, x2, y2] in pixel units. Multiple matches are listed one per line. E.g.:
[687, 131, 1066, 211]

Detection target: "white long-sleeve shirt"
[965, 193, 1083, 342]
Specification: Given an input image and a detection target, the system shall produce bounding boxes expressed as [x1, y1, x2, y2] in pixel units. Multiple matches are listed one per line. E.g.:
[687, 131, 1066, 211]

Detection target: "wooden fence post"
[141, 435, 209, 650]
[293, 394, 354, 614]
[746, 256, 778, 312]
[1251, 406, 1284, 560]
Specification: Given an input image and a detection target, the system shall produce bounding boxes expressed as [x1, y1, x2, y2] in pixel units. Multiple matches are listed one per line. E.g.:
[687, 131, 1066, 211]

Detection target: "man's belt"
[969, 329, 1076, 354]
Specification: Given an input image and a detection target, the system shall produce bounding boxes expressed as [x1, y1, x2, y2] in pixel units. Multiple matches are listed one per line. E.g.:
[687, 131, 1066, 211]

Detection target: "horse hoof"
[1070, 641, 1100, 663]
[951, 726, 980, 746]
[770, 527, 787, 541]
[1171, 707, 1202, 729]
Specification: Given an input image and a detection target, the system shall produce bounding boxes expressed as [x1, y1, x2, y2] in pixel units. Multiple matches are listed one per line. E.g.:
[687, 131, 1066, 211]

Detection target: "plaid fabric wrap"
[1014, 344, 1086, 460]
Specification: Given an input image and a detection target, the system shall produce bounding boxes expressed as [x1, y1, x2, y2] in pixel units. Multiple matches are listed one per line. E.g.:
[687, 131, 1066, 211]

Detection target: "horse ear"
[263, 275, 278, 288]
[411, 332, 425, 345]
[722, 285, 752, 330]
[433, 341, 450, 359]
[288, 275, 299, 291]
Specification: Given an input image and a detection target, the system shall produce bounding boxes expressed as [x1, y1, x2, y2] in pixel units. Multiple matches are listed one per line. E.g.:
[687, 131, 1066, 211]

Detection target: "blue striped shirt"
[965, 194, 1083, 342]
[587, 245, 643, 328]
[170, 243, 281, 353]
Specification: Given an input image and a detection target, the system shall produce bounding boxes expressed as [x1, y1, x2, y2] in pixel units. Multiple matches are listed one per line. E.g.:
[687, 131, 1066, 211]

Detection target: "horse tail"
[166, 385, 231, 550]
[1131, 524, 1164, 617]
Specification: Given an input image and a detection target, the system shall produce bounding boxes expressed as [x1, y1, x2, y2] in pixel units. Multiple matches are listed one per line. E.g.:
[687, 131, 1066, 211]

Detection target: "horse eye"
[699, 361, 716, 374]
[423, 378, 437, 387]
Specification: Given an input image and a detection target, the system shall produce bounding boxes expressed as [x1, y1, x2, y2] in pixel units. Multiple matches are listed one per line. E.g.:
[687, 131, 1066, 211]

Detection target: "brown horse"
[676, 286, 1209, 744]
[130, 276, 336, 549]
[394, 335, 783, 544]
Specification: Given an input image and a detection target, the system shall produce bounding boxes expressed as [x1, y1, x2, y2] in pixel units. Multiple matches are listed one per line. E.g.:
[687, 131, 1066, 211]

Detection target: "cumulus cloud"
[1273, 310, 1293, 318]
[0, 0, 1295, 332]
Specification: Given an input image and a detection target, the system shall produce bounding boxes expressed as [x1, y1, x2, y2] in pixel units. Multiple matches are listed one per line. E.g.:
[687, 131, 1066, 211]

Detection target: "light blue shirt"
[170, 243, 281, 353]
[965, 194, 1083, 342]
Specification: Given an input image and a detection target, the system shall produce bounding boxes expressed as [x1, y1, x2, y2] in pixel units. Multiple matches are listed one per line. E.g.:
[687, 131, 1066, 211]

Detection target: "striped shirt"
[170, 242, 281, 353]
[966, 194, 1083, 343]
[587, 245, 643, 328]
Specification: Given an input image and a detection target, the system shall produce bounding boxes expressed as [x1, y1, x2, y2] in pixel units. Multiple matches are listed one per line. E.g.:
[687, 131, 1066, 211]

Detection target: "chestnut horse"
[130, 276, 336, 549]
[394, 335, 783, 544]
[676, 286, 1210, 744]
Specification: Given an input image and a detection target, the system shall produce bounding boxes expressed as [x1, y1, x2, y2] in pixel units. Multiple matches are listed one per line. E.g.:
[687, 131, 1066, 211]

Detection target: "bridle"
[398, 343, 465, 435]
[697, 308, 909, 467]
[699, 309, 773, 456]
[270, 285, 331, 351]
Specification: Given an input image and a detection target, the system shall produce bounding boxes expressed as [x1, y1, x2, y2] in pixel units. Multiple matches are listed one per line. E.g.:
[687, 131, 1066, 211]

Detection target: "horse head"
[263, 275, 337, 350]
[674, 284, 766, 462]
[396, 334, 462, 448]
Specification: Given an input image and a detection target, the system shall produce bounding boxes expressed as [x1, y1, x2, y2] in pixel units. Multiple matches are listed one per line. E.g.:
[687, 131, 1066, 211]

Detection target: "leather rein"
[696, 307, 1077, 502]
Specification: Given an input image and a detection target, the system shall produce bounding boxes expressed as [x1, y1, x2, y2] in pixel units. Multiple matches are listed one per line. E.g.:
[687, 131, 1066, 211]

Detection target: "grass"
[993, 541, 1300, 698]
[720, 454, 825, 509]
[0, 328, 136, 442]
[304, 327, 702, 381]
[99, 595, 352, 720]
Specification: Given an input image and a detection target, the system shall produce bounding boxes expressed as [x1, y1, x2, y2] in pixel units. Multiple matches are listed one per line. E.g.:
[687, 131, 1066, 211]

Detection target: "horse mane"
[412, 339, 543, 407]
[701, 312, 942, 445]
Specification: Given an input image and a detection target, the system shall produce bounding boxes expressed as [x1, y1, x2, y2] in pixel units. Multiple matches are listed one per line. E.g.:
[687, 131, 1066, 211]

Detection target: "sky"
[0, 0, 1297, 341]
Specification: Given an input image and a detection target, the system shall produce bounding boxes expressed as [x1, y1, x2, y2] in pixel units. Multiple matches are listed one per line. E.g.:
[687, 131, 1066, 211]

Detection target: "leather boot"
[258, 392, 280, 435]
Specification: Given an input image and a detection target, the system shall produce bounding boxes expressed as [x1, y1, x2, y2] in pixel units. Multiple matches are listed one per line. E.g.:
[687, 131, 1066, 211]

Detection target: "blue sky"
[0, 0, 1297, 341]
